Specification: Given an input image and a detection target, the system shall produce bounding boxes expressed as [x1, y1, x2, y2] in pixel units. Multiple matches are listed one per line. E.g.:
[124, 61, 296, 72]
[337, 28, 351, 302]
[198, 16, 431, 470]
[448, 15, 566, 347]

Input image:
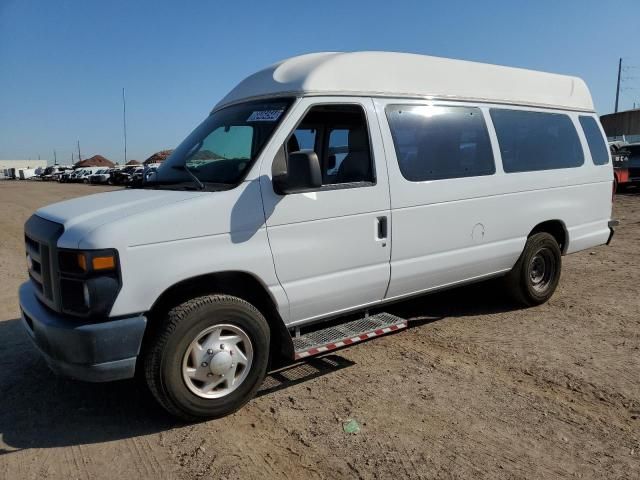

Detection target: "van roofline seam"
[211, 92, 596, 115]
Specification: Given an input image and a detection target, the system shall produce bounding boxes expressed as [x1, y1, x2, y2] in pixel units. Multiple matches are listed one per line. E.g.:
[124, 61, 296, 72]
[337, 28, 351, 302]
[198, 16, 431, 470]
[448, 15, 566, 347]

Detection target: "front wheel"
[144, 294, 270, 421]
[505, 232, 562, 306]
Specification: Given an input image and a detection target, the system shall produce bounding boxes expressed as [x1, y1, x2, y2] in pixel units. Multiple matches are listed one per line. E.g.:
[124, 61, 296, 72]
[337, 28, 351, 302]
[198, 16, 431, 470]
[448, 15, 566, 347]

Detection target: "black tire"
[505, 232, 562, 306]
[144, 294, 270, 421]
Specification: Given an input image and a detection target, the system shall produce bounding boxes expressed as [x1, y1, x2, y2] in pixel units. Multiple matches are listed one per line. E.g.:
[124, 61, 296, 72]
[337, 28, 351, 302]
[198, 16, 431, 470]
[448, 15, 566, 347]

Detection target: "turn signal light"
[60, 249, 119, 274]
[92, 255, 116, 271]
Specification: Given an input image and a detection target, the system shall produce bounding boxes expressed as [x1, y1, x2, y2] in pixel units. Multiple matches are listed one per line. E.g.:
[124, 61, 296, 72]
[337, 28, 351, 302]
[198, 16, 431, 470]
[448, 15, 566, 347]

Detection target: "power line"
[615, 57, 640, 112]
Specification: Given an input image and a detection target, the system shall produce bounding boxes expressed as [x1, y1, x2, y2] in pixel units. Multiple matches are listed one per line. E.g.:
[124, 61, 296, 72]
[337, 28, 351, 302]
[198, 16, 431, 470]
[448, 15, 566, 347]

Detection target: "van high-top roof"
[215, 51, 594, 112]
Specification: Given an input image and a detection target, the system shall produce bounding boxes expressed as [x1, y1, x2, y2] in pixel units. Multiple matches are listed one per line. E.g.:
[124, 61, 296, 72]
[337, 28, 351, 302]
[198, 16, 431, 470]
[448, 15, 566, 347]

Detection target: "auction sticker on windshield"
[247, 110, 284, 122]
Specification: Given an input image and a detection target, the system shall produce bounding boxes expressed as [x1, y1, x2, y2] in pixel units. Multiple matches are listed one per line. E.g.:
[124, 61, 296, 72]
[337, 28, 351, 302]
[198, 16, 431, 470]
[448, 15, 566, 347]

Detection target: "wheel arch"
[146, 271, 293, 360]
[528, 220, 568, 254]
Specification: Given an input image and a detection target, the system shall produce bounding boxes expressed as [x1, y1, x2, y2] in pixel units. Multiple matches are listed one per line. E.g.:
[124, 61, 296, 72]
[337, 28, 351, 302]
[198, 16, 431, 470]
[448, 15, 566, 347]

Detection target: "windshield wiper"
[171, 165, 204, 190]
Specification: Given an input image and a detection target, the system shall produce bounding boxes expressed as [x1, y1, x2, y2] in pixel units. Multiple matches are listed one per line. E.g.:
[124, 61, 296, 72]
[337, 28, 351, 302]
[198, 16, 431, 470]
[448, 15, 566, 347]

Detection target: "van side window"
[385, 105, 495, 181]
[490, 109, 584, 172]
[579, 116, 609, 165]
[285, 105, 374, 186]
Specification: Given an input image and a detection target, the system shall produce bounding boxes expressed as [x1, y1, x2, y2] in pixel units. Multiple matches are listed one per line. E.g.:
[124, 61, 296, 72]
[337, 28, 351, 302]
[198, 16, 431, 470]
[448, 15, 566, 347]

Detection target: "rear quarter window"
[490, 109, 584, 172]
[385, 105, 495, 181]
[579, 116, 609, 165]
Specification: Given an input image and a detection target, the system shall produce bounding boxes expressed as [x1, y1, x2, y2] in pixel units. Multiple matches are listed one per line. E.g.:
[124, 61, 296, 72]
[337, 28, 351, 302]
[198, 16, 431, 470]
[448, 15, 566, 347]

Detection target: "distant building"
[144, 150, 173, 165]
[0, 160, 48, 178]
[0, 160, 48, 170]
[600, 109, 640, 143]
[75, 155, 115, 168]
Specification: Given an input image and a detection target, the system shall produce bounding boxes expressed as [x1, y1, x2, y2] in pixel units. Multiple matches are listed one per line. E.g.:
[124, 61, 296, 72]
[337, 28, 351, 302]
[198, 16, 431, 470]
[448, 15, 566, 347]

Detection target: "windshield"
[155, 98, 293, 187]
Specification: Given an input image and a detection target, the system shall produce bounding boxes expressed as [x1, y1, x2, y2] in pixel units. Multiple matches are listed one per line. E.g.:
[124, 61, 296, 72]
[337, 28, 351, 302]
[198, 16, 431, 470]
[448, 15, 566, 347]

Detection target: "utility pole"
[72, 152, 74, 164]
[615, 57, 622, 113]
[54, 150, 57, 165]
[122, 87, 128, 164]
[77, 140, 82, 162]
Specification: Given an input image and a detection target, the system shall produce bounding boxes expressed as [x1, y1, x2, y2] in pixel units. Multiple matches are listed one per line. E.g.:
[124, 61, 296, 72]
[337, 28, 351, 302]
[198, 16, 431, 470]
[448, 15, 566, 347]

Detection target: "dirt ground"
[0, 180, 638, 480]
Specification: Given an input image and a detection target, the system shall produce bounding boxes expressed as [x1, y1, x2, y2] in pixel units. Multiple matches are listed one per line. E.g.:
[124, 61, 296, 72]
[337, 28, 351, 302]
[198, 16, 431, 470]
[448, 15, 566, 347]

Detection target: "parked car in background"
[65, 169, 84, 183]
[627, 143, 640, 186]
[62, 169, 78, 182]
[129, 165, 159, 187]
[58, 170, 74, 182]
[88, 168, 112, 184]
[51, 170, 71, 182]
[81, 167, 103, 183]
[610, 141, 630, 191]
[111, 165, 143, 185]
[41, 165, 72, 181]
[65, 167, 98, 183]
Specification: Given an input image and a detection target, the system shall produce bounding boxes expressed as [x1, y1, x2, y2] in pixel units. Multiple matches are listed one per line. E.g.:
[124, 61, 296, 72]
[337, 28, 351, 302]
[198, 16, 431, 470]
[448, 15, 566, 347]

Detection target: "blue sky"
[1, 0, 639, 164]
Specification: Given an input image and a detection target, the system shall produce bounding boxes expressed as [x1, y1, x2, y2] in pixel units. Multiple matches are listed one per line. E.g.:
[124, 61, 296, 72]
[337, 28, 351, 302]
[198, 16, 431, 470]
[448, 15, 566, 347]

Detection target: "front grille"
[25, 233, 48, 298]
[24, 215, 64, 312]
[25, 234, 39, 253]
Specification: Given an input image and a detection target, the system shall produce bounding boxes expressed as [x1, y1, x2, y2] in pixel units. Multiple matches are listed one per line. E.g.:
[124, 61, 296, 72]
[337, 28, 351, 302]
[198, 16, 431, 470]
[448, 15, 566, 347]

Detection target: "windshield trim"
[156, 97, 295, 190]
[211, 93, 301, 115]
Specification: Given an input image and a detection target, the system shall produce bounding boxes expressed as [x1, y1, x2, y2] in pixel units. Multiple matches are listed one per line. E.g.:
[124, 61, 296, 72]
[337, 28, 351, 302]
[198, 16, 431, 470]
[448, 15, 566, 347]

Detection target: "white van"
[19, 52, 616, 420]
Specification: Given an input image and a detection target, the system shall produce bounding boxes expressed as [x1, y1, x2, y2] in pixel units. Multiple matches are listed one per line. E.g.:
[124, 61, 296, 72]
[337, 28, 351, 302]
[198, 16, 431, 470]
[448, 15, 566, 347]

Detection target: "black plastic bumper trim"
[19, 281, 146, 382]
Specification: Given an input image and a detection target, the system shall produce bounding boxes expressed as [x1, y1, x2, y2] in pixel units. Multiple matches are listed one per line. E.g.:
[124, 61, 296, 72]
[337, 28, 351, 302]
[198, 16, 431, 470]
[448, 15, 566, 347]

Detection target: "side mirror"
[273, 150, 322, 195]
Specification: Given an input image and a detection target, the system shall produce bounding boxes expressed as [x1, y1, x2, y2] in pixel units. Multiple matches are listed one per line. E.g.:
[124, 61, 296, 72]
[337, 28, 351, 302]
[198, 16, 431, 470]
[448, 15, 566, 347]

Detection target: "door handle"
[377, 216, 388, 239]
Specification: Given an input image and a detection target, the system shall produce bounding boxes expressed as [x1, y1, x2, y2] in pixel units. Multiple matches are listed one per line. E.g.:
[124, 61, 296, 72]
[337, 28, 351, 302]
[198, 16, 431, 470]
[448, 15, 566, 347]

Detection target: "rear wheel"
[505, 232, 561, 306]
[144, 294, 270, 421]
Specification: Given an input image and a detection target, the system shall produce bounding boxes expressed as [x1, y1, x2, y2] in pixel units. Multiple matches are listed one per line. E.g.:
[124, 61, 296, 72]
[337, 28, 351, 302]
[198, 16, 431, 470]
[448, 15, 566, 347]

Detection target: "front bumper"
[19, 281, 147, 382]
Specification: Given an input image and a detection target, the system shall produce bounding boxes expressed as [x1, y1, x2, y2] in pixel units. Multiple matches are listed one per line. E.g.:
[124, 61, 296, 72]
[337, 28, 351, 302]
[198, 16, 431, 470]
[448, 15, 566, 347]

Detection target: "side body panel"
[373, 98, 613, 301]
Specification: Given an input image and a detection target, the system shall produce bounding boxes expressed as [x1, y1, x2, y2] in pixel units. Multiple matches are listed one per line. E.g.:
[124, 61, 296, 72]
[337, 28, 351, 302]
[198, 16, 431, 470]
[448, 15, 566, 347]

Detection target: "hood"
[36, 189, 205, 248]
[33, 181, 264, 250]
[37, 189, 202, 229]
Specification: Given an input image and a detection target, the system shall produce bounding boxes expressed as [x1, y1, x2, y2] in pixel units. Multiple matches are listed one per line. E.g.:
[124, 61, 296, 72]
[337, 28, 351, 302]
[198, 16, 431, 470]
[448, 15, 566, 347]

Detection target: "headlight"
[58, 248, 121, 317]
